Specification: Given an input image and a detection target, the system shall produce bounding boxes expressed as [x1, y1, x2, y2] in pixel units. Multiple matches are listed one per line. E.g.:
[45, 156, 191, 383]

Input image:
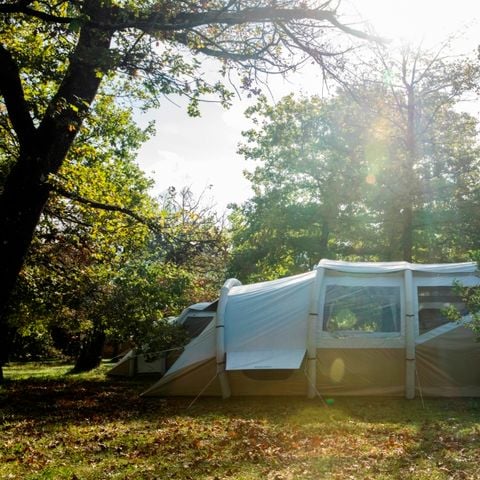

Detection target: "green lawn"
[1, 362, 479, 479]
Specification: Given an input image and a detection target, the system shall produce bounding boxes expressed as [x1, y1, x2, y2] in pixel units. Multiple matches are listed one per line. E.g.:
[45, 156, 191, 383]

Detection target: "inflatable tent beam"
[404, 268, 416, 399]
[215, 278, 242, 399]
[128, 350, 137, 377]
[307, 266, 325, 398]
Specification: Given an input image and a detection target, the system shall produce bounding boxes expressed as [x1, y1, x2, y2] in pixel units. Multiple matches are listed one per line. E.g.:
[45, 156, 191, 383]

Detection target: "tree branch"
[52, 184, 155, 228]
[0, 43, 36, 147]
[188, 29, 280, 63]
[0, 1, 75, 23]
[52, 185, 223, 247]
[107, 5, 382, 43]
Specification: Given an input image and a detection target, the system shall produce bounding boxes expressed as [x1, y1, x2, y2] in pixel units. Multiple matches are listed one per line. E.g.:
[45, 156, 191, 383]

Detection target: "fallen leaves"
[1, 373, 480, 479]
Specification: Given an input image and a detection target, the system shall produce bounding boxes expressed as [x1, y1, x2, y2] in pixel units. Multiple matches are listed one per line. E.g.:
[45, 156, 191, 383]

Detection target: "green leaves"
[230, 93, 374, 281]
[230, 50, 480, 281]
[7, 93, 226, 363]
[68, 18, 83, 33]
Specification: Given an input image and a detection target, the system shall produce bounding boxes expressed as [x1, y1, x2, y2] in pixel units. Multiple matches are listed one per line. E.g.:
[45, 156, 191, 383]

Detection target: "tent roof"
[184, 301, 217, 311]
[317, 259, 477, 274]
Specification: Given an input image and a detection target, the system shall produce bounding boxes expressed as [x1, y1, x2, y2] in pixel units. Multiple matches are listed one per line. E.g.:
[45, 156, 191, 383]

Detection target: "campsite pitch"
[1, 362, 480, 479]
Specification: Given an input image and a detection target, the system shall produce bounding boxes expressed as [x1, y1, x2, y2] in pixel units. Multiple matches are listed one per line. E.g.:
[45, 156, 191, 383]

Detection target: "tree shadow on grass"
[2, 377, 480, 480]
[3, 374, 480, 427]
[0, 376, 162, 426]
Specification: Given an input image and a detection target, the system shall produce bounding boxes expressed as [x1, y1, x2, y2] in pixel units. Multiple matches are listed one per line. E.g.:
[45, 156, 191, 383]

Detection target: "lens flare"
[330, 358, 345, 383]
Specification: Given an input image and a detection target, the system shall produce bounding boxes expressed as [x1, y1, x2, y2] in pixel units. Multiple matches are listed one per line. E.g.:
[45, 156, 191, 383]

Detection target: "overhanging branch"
[51, 184, 224, 246]
[52, 184, 157, 230]
[0, 1, 75, 23]
[0, 43, 36, 147]
[106, 5, 383, 44]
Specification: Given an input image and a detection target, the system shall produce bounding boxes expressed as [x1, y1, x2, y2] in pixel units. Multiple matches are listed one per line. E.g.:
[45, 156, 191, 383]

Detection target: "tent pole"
[404, 268, 416, 399]
[215, 278, 241, 399]
[307, 267, 325, 399]
[128, 350, 137, 377]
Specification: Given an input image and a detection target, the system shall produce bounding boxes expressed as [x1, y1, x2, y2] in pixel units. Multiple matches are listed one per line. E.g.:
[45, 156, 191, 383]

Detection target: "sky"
[136, 0, 480, 214]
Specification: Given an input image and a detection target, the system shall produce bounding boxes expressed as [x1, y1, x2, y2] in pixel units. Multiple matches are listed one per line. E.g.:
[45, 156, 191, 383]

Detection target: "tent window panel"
[182, 316, 214, 339]
[418, 286, 468, 335]
[323, 285, 401, 333]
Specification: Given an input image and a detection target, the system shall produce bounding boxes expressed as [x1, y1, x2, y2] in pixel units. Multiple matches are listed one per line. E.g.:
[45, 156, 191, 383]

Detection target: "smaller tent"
[142, 260, 480, 398]
[108, 302, 217, 377]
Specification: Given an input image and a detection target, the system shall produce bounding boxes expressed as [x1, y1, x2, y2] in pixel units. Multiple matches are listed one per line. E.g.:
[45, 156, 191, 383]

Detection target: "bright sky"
[136, 0, 480, 214]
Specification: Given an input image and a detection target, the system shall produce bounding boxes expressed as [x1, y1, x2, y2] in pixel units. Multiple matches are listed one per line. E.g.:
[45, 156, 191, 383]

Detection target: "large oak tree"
[0, 1, 372, 379]
[6, 94, 226, 372]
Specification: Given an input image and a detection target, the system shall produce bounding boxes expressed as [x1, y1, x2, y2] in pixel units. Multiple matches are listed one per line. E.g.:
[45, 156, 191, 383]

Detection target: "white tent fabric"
[143, 259, 480, 398]
[164, 318, 216, 377]
[141, 274, 313, 392]
[318, 259, 477, 274]
[108, 349, 167, 377]
[226, 349, 306, 370]
[224, 272, 313, 366]
[140, 319, 216, 395]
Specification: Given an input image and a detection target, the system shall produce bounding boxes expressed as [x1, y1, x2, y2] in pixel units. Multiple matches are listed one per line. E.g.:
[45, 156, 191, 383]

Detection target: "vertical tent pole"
[307, 266, 325, 398]
[215, 278, 241, 399]
[404, 267, 416, 399]
[128, 350, 137, 377]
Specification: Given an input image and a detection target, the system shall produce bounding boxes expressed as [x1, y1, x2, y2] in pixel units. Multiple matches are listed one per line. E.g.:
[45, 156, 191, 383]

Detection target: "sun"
[364, 0, 439, 43]
[344, 0, 480, 47]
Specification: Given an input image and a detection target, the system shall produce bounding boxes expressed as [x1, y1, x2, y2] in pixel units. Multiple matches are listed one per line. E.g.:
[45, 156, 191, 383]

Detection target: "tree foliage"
[343, 43, 480, 260]
[0, 0, 373, 378]
[229, 47, 480, 281]
[6, 98, 227, 369]
[230, 93, 374, 281]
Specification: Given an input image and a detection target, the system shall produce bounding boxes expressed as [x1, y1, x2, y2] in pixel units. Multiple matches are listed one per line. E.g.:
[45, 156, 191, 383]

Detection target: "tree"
[0, 1, 374, 380]
[5, 95, 227, 371]
[230, 56, 480, 280]
[10, 179, 228, 371]
[6, 94, 156, 368]
[229, 93, 374, 281]
[445, 252, 480, 339]
[342, 43, 480, 260]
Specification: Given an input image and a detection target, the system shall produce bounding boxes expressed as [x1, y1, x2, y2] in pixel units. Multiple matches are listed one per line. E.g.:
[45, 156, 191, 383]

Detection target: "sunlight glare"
[330, 358, 346, 383]
[346, 0, 480, 47]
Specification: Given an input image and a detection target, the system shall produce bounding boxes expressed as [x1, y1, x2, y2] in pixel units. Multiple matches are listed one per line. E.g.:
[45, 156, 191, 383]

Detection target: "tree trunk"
[402, 84, 416, 262]
[384, 206, 401, 261]
[73, 329, 106, 373]
[0, 24, 113, 382]
[0, 153, 52, 293]
[402, 204, 414, 262]
[0, 151, 52, 381]
[319, 220, 330, 258]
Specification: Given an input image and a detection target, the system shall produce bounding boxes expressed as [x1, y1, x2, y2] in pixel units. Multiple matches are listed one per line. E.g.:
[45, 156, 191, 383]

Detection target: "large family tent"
[142, 260, 480, 398]
[109, 302, 217, 377]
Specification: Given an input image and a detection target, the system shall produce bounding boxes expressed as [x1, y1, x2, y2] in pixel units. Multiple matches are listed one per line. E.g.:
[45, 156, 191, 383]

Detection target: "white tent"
[142, 260, 480, 398]
[108, 302, 216, 377]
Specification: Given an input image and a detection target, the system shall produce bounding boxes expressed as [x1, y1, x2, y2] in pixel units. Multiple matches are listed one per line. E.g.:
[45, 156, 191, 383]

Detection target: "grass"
[1, 362, 480, 479]
[2, 360, 112, 381]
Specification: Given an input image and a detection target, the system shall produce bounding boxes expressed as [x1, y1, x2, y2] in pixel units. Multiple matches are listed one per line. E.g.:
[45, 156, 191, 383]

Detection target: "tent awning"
[226, 349, 306, 370]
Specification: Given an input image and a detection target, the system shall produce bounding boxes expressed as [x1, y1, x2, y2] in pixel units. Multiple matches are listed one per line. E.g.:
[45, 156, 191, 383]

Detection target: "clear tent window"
[323, 285, 402, 333]
[418, 286, 468, 334]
